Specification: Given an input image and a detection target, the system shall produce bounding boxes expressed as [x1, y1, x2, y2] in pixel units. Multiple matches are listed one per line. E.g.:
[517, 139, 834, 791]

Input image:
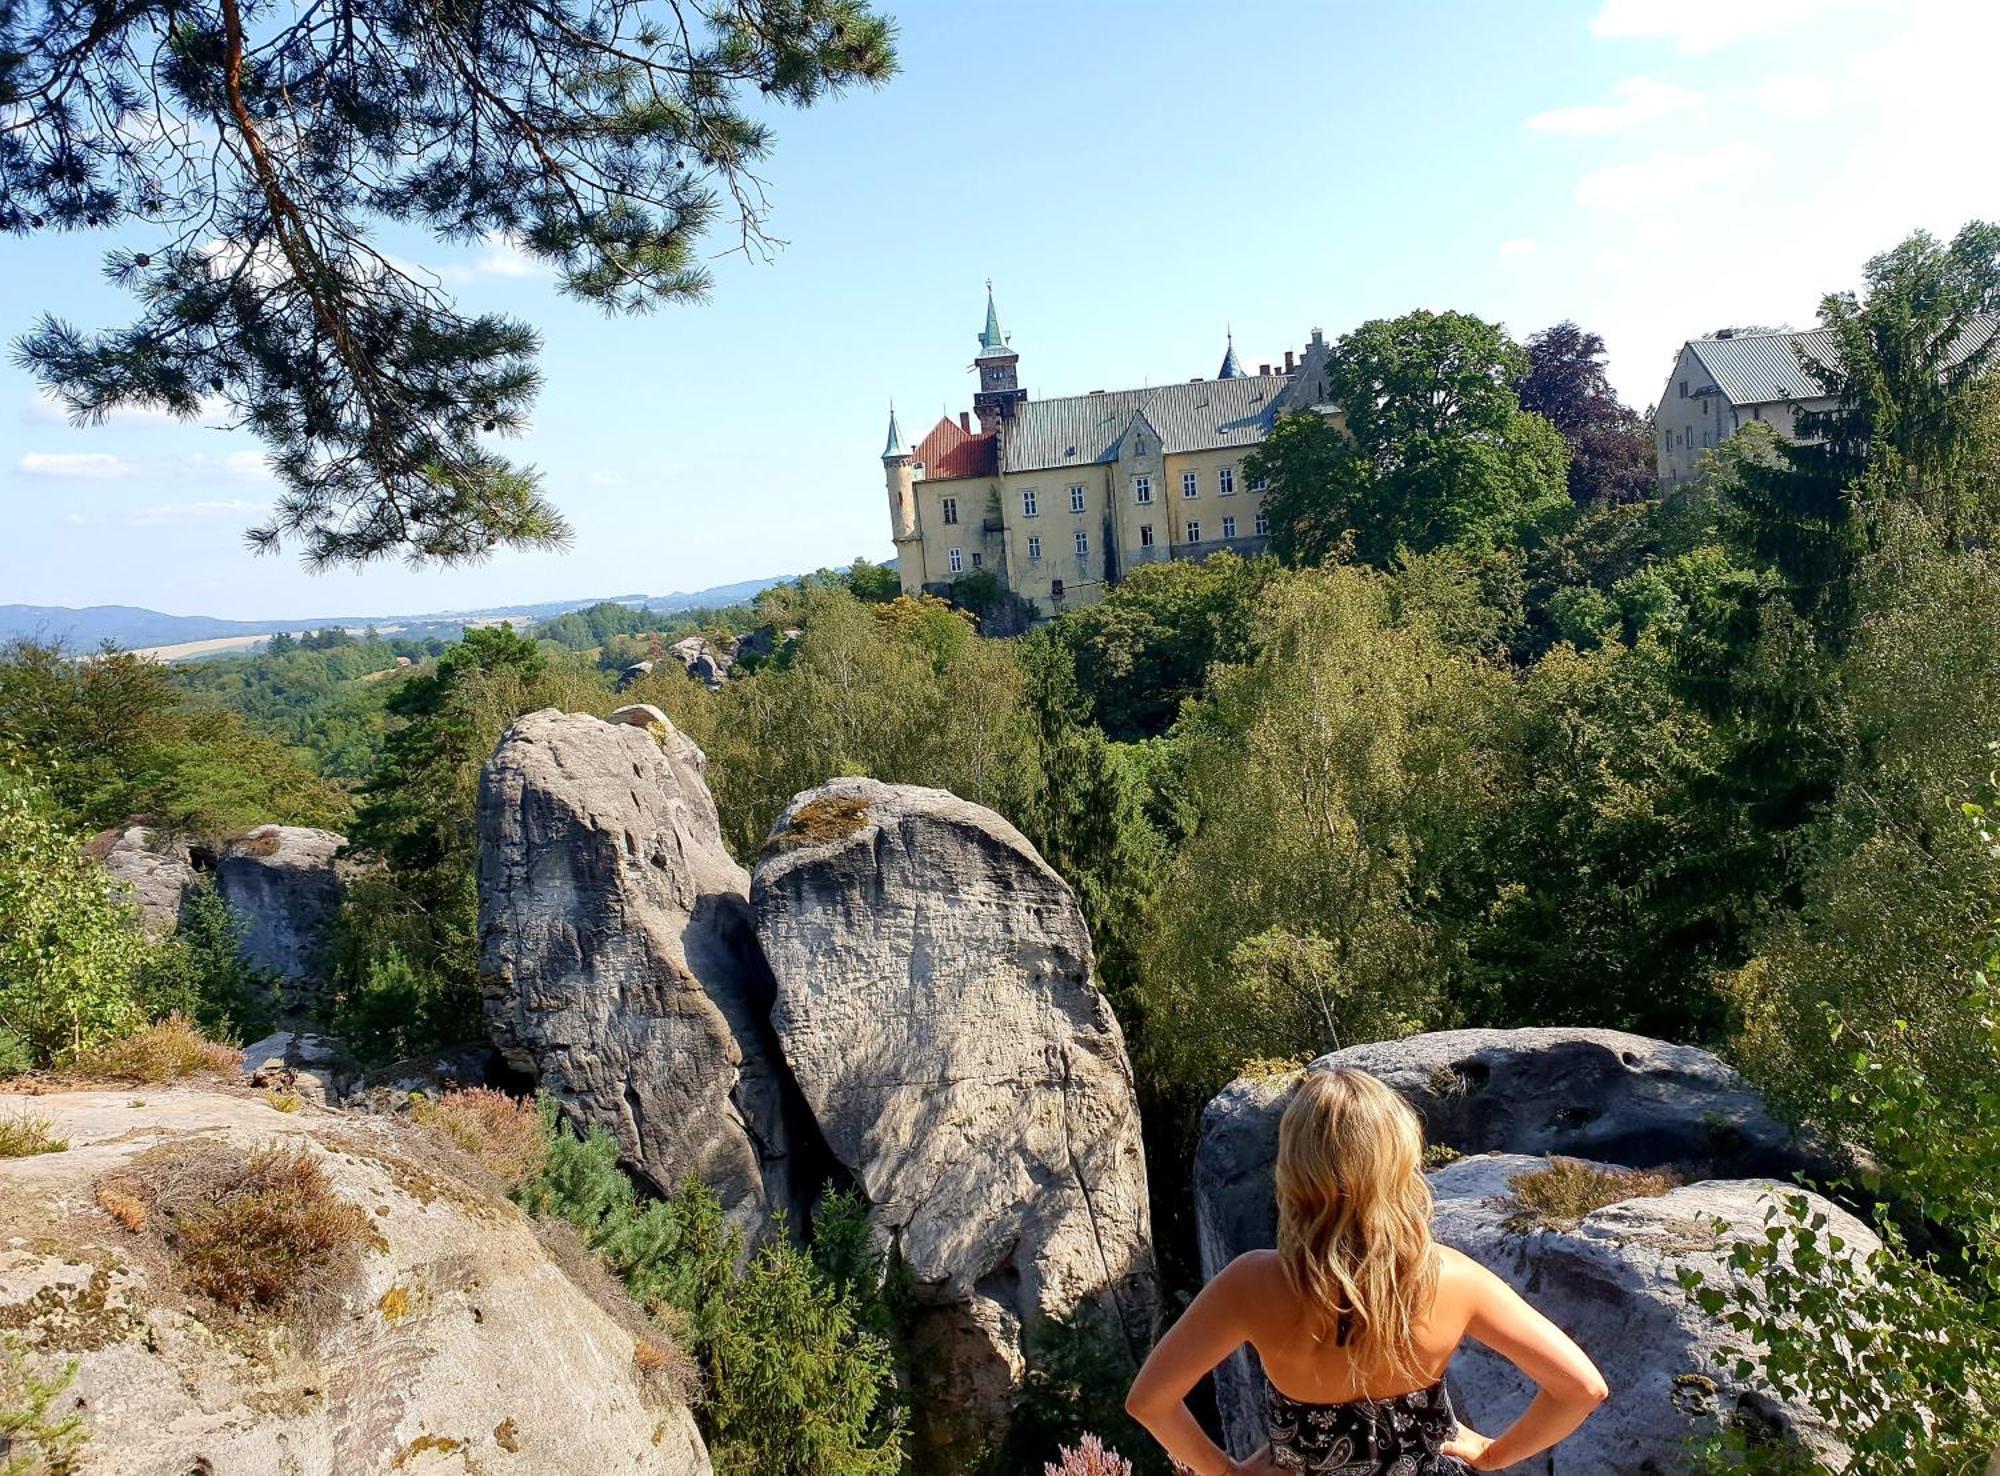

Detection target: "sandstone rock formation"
[241, 1029, 355, 1107]
[666, 636, 732, 690]
[0, 1087, 710, 1476]
[1194, 1033, 1851, 1461]
[213, 825, 348, 1009]
[751, 777, 1160, 1467]
[85, 824, 196, 937]
[1428, 1154, 1874, 1474]
[476, 707, 804, 1236]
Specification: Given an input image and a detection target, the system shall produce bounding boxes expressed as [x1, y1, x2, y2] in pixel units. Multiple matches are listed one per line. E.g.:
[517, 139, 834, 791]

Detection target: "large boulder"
[476, 707, 805, 1237]
[213, 825, 347, 1010]
[751, 778, 1160, 1468]
[0, 1086, 710, 1475]
[666, 636, 732, 690]
[86, 824, 196, 937]
[1195, 1028, 1813, 1320]
[1428, 1155, 1875, 1473]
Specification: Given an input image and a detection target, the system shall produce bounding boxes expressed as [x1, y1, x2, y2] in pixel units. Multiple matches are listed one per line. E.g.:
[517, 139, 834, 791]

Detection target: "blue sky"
[3, 0, 1996, 620]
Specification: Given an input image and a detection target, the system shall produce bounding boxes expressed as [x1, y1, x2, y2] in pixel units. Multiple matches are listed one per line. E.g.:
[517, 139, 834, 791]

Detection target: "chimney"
[1259, 363, 1271, 376]
[1283, 350, 1295, 372]
[958, 411, 971, 432]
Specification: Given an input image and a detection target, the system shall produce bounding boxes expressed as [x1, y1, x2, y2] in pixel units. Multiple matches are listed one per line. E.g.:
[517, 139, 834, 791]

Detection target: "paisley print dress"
[1263, 1377, 1464, 1475]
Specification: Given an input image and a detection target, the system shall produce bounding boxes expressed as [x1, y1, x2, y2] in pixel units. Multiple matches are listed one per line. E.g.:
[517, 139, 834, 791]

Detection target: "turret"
[882, 403, 918, 545]
[972, 282, 1026, 433]
[1217, 329, 1244, 379]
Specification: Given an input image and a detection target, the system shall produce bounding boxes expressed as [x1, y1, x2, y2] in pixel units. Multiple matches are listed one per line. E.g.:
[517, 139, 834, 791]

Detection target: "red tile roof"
[913, 416, 996, 482]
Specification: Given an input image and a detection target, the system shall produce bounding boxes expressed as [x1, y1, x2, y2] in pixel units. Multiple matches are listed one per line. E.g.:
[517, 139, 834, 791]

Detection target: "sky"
[3, 0, 1997, 621]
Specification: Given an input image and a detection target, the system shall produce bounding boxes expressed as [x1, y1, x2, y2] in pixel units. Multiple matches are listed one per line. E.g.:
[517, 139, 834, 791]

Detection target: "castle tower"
[882, 404, 923, 593]
[972, 282, 1026, 433]
[1217, 328, 1244, 379]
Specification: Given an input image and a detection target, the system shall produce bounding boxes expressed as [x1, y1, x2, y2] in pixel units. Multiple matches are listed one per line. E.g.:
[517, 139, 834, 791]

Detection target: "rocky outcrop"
[241, 1029, 355, 1107]
[666, 636, 732, 690]
[0, 1087, 710, 1476]
[1429, 1155, 1874, 1474]
[751, 778, 1160, 1468]
[615, 659, 656, 692]
[86, 824, 196, 937]
[1194, 1033, 1849, 1461]
[213, 825, 347, 1010]
[476, 707, 804, 1237]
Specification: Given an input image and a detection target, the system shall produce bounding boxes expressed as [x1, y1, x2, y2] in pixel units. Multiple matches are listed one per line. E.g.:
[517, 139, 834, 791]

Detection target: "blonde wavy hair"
[1275, 1068, 1440, 1387]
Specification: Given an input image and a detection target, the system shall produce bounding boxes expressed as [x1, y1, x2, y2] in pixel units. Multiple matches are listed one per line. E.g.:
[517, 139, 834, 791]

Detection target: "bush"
[518, 1106, 906, 1476]
[103, 1141, 376, 1321]
[1503, 1158, 1674, 1232]
[63, 1015, 239, 1084]
[410, 1089, 547, 1188]
[331, 942, 481, 1068]
[0, 1030, 29, 1080]
[135, 882, 280, 1042]
[0, 1335, 86, 1476]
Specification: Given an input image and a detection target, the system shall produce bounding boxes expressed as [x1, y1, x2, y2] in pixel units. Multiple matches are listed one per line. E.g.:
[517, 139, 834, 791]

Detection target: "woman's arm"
[1446, 1257, 1609, 1471]
[1125, 1256, 1270, 1476]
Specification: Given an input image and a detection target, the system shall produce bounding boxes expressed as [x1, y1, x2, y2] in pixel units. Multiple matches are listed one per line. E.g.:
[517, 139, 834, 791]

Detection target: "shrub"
[135, 882, 280, 1042]
[517, 1106, 906, 1476]
[410, 1089, 547, 1188]
[102, 1142, 375, 1321]
[0, 1111, 66, 1159]
[1045, 1434, 1136, 1476]
[0, 1336, 86, 1476]
[1504, 1158, 1674, 1232]
[0, 1031, 29, 1080]
[63, 1016, 238, 1084]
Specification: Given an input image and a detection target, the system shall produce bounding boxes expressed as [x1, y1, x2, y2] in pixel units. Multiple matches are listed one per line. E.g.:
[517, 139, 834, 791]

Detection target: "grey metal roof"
[881, 404, 905, 460]
[1000, 374, 1289, 473]
[1687, 315, 1999, 406]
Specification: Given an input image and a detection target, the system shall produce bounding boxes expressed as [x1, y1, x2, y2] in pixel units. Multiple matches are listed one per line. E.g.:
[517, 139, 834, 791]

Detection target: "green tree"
[1248, 310, 1572, 568]
[6, 0, 894, 566]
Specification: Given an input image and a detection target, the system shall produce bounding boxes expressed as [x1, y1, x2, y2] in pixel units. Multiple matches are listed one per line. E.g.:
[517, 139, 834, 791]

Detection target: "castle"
[881, 287, 1334, 617]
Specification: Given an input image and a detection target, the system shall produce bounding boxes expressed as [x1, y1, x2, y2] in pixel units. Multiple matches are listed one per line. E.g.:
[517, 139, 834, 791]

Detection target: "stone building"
[883, 288, 1335, 617]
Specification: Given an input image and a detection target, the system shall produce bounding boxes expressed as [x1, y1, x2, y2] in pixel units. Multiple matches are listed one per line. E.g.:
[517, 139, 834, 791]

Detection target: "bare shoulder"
[1219, 1248, 1285, 1291]
[1433, 1244, 1507, 1304]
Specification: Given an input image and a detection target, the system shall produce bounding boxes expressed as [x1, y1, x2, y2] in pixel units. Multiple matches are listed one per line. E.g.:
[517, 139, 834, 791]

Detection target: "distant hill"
[0, 574, 798, 652]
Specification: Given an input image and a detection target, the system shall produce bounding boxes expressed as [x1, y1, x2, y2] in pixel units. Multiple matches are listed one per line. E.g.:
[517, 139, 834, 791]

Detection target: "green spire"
[881, 402, 906, 460]
[976, 280, 1012, 359]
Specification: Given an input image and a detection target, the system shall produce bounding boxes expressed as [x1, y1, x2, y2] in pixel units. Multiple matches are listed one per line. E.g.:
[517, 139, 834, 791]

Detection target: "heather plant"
[1044, 1434, 1136, 1476]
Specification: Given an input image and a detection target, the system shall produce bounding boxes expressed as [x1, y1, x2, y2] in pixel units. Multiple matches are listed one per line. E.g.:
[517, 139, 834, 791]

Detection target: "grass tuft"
[96, 1184, 149, 1233]
[770, 792, 871, 850]
[409, 1088, 547, 1188]
[65, 1015, 239, 1084]
[100, 1141, 376, 1321]
[1505, 1156, 1676, 1232]
[0, 1109, 67, 1158]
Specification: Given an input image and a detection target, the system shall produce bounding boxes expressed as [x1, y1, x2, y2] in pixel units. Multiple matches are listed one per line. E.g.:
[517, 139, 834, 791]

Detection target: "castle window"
[1075, 530, 1089, 558]
[1027, 535, 1041, 561]
[1186, 520, 1201, 543]
[1134, 475, 1153, 504]
[1140, 524, 1155, 548]
[941, 496, 959, 526]
[1182, 471, 1199, 498]
[948, 546, 963, 573]
[1222, 515, 1237, 540]
[1022, 488, 1039, 518]
[1250, 473, 1269, 492]
[1254, 508, 1269, 537]
[1752, 405, 1762, 420]
[1679, 380, 1688, 398]
[1218, 466, 1236, 496]
[1701, 397, 1709, 415]
[970, 551, 983, 569]
[1069, 484, 1086, 513]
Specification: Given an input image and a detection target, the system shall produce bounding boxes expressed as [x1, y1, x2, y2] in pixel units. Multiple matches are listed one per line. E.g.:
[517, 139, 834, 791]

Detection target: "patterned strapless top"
[1263, 1376, 1465, 1475]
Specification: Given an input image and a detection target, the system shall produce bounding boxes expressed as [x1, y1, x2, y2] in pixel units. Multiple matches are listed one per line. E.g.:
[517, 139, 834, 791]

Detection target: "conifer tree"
[2, 0, 895, 566]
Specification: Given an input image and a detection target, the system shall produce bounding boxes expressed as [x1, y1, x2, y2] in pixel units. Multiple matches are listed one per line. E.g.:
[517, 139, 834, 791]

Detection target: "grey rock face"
[241, 1029, 356, 1107]
[476, 708, 803, 1236]
[751, 778, 1160, 1468]
[1194, 1031, 1846, 1459]
[213, 825, 347, 1010]
[87, 825, 196, 937]
[0, 1087, 711, 1475]
[1429, 1155, 1875, 1474]
[666, 636, 732, 690]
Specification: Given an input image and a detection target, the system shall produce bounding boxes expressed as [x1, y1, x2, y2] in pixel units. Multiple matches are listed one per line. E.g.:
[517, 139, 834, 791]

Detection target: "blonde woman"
[1127, 1069, 1607, 1474]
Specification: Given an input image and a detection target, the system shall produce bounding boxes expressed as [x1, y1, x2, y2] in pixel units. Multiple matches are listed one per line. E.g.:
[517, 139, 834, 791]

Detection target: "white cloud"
[1573, 144, 1771, 213]
[22, 390, 231, 429]
[18, 452, 137, 479]
[1527, 77, 1705, 136]
[1752, 73, 1837, 118]
[436, 236, 548, 284]
[126, 498, 261, 527]
[1498, 237, 1539, 258]
[586, 470, 628, 487]
[1590, 0, 1830, 52]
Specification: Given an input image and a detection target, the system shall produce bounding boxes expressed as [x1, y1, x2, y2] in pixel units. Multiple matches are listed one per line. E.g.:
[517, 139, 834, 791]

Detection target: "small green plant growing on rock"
[0, 1112, 66, 1160]
[1504, 1157, 1675, 1232]
[771, 793, 873, 851]
[0, 1335, 86, 1476]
